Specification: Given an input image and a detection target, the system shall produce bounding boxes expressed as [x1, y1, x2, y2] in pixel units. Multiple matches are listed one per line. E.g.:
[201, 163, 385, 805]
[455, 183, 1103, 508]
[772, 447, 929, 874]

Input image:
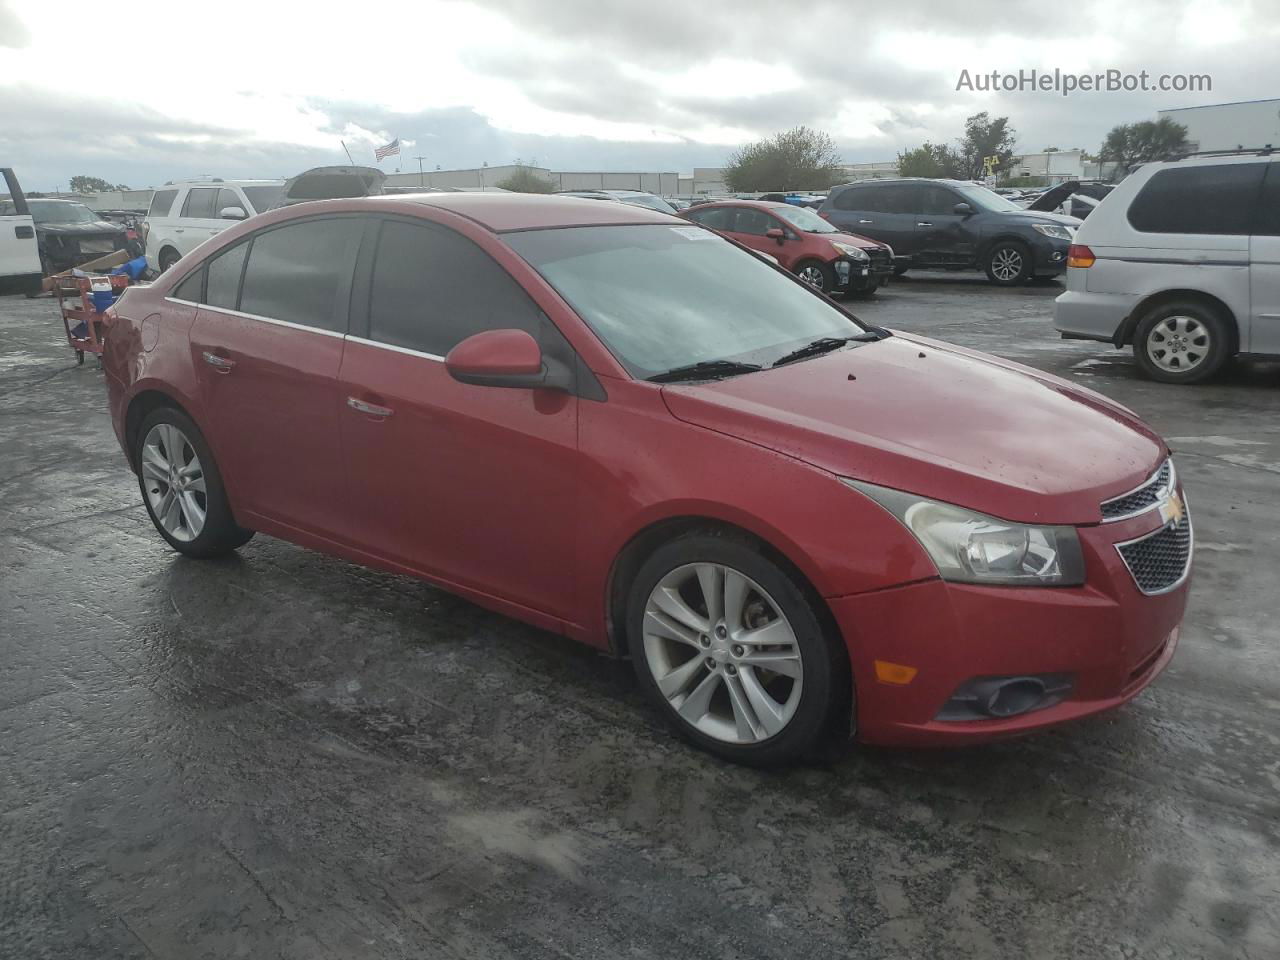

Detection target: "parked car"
[664, 197, 691, 211]
[1027, 180, 1115, 220]
[819, 178, 1082, 285]
[0, 198, 130, 275]
[1054, 151, 1280, 383]
[270, 165, 386, 208]
[143, 178, 285, 273]
[102, 193, 1189, 765]
[556, 189, 676, 214]
[683, 199, 893, 297]
[0, 167, 42, 294]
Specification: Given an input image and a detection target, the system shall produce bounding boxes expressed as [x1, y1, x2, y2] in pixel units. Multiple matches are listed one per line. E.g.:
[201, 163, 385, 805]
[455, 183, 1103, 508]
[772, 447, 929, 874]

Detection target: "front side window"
[1127, 162, 1266, 235]
[215, 189, 247, 219]
[239, 218, 363, 332]
[148, 189, 177, 218]
[506, 224, 868, 379]
[833, 187, 867, 211]
[205, 241, 249, 309]
[772, 205, 837, 233]
[181, 188, 219, 219]
[951, 183, 1024, 212]
[241, 185, 283, 214]
[732, 208, 777, 236]
[367, 219, 543, 356]
[919, 185, 963, 216]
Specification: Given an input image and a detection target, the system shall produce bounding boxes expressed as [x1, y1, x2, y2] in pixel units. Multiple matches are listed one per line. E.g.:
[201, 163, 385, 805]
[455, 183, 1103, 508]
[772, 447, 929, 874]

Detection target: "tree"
[69, 176, 130, 194]
[897, 142, 964, 179]
[723, 126, 844, 192]
[957, 112, 1017, 179]
[495, 166, 554, 193]
[1099, 118, 1190, 178]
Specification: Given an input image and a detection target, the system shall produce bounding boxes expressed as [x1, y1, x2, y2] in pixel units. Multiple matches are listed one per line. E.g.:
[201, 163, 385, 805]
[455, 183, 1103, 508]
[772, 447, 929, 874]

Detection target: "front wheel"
[985, 241, 1033, 286]
[794, 259, 835, 294]
[627, 531, 848, 766]
[846, 279, 879, 300]
[135, 406, 254, 557]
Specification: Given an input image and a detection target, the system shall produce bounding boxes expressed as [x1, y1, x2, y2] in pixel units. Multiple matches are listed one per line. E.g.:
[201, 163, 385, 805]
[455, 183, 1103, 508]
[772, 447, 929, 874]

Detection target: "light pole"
[414, 155, 427, 187]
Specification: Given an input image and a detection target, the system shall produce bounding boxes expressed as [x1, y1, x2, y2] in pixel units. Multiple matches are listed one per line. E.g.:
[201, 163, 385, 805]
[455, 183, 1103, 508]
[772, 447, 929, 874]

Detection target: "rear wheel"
[135, 406, 253, 557]
[984, 241, 1033, 286]
[794, 259, 835, 294]
[1133, 301, 1231, 384]
[627, 531, 848, 766]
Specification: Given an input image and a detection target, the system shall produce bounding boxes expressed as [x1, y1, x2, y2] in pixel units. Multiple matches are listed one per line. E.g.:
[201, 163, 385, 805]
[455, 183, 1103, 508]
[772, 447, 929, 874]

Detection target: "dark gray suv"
[818, 178, 1082, 286]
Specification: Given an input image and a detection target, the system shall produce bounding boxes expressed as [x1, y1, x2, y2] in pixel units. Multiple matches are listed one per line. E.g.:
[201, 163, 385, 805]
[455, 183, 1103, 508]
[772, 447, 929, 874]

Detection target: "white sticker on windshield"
[670, 226, 714, 240]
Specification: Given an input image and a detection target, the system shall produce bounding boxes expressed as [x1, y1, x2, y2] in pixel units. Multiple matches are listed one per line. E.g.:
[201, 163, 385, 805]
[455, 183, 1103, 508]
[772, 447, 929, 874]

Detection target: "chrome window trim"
[175, 301, 347, 339]
[1112, 499, 1194, 597]
[1100, 458, 1175, 523]
[344, 334, 444, 363]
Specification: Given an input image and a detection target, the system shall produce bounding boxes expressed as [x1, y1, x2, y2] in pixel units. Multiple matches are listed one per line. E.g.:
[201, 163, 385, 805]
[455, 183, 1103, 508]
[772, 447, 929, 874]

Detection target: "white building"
[840, 161, 899, 181]
[383, 166, 681, 195]
[1157, 98, 1280, 153]
[1009, 150, 1086, 183]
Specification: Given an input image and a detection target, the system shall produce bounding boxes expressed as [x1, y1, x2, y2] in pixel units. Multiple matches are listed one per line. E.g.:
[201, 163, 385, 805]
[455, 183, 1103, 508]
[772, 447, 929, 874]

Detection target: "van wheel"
[795, 260, 834, 294]
[158, 248, 180, 273]
[135, 406, 254, 557]
[985, 241, 1032, 285]
[626, 530, 849, 767]
[1133, 301, 1231, 384]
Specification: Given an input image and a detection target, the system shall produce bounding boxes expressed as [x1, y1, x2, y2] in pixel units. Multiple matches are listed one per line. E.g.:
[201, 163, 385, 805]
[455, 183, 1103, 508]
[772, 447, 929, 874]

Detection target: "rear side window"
[1253, 165, 1280, 237]
[205, 241, 249, 309]
[181, 188, 219, 219]
[1127, 163, 1266, 235]
[239, 218, 363, 332]
[367, 219, 542, 356]
[148, 189, 177, 218]
[833, 187, 866, 211]
[687, 207, 734, 230]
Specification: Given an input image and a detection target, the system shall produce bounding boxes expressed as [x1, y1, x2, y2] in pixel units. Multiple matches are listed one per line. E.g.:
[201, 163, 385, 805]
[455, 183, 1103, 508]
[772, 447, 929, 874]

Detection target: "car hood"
[824, 230, 886, 250]
[37, 220, 126, 236]
[660, 332, 1164, 525]
[999, 208, 1082, 228]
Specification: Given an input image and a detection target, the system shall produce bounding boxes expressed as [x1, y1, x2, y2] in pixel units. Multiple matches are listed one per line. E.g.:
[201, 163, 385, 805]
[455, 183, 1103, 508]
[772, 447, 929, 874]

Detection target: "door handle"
[202, 351, 235, 371]
[347, 396, 394, 418]
[174, 228, 185, 233]
[917, 222, 933, 227]
[858, 219, 874, 224]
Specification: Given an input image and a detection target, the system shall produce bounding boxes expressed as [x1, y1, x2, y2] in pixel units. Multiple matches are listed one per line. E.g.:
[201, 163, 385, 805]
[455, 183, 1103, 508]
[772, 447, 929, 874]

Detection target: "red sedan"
[102, 193, 1189, 765]
[683, 199, 894, 297]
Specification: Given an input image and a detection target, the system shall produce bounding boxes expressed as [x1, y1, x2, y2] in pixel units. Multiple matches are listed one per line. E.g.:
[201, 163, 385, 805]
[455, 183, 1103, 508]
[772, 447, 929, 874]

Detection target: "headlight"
[832, 242, 869, 260]
[843, 479, 1085, 586]
[1032, 223, 1075, 241]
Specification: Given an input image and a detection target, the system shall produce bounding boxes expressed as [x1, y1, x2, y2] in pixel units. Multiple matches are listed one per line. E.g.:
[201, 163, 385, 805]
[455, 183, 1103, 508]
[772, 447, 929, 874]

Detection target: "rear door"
[0, 169, 41, 281]
[142, 187, 179, 270]
[1250, 161, 1280, 354]
[188, 215, 365, 534]
[174, 187, 224, 256]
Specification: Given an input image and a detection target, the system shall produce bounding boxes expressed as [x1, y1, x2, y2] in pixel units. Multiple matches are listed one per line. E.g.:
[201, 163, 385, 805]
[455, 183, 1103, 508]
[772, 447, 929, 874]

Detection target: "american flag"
[374, 138, 400, 162]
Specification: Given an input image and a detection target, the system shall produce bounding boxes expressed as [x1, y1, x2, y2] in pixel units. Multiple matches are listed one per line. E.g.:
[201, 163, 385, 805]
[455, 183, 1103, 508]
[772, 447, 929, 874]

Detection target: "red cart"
[51, 274, 129, 365]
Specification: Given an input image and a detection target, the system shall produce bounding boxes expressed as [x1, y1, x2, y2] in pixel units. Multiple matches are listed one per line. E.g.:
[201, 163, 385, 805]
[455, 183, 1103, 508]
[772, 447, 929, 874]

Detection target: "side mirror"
[765, 227, 786, 244]
[953, 202, 974, 216]
[446, 329, 569, 391]
[219, 206, 247, 220]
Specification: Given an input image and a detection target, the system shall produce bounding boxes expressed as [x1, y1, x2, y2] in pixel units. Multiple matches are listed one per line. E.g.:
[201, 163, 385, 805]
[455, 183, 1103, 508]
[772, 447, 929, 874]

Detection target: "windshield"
[242, 185, 283, 213]
[616, 193, 676, 214]
[30, 200, 98, 223]
[506, 224, 868, 378]
[952, 183, 1024, 213]
[772, 204, 837, 233]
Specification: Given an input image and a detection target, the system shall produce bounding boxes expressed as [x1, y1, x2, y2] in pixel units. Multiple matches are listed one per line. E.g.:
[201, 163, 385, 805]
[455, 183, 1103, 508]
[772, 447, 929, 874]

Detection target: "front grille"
[1116, 516, 1192, 594]
[866, 248, 892, 267]
[1101, 459, 1172, 521]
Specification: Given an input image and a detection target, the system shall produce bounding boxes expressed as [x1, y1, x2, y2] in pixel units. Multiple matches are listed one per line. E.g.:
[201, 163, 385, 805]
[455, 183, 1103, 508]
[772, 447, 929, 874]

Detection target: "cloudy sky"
[0, 0, 1271, 190]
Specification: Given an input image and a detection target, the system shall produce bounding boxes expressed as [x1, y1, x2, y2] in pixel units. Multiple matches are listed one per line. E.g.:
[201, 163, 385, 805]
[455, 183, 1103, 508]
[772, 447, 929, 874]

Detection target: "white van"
[0, 168, 43, 293]
[1053, 150, 1279, 383]
[144, 178, 284, 273]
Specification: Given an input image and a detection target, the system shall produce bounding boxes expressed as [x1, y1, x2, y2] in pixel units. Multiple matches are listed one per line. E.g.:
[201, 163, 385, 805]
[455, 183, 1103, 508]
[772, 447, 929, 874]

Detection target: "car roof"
[365, 192, 680, 232]
[690, 198, 791, 210]
[164, 178, 284, 187]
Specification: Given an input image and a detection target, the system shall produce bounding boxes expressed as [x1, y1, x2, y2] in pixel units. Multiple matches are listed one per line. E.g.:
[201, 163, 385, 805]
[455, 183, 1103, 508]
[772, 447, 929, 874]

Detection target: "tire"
[158, 248, 180, 273]
[893, 264, 910, 277]
[626, 529, 848, 767]
[794, 259, 835, 294]
[984, 241, 1033, 286]
[1132, 300, 1232, 384]
[847, 279, 879, 300]
[135, 406, 254, 557]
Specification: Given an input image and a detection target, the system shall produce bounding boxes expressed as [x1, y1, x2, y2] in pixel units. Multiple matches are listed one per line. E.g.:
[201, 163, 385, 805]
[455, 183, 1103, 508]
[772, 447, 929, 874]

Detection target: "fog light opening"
[984, 678, 1048, 718]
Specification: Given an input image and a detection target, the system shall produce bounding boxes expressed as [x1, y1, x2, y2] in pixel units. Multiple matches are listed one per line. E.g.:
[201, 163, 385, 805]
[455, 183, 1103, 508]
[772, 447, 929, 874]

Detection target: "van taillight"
[1067, 244, 1095, 268]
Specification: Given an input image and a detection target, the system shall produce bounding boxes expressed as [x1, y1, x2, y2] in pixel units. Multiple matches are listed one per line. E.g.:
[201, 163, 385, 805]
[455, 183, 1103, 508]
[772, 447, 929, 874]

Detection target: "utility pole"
[414, 155, 427, 188]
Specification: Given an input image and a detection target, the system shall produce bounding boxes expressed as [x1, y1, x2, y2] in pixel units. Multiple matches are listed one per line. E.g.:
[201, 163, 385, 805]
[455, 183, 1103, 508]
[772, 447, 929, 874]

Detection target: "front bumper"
[1029, 236, 1072, 275]
[830, 501, 1190, 746]
[40, 233, 128, 272]
[833, 254, 893, 291]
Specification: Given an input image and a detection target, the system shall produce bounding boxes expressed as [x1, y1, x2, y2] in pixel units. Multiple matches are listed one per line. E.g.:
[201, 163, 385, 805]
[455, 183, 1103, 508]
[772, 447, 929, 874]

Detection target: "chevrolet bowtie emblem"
[1159, 490, 1185, 526]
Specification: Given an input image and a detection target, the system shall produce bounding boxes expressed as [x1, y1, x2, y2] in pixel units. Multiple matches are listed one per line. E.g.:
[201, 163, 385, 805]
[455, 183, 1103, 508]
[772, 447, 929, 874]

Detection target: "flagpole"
[341, 140, 356, 165]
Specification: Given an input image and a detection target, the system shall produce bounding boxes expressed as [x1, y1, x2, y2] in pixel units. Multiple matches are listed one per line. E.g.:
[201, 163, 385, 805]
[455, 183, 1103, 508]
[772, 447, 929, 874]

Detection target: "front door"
[188, 215, 365, 535]
[723, 207, 790, 265]
[338, 217, 581, 620]
[912, 183, 976, 267]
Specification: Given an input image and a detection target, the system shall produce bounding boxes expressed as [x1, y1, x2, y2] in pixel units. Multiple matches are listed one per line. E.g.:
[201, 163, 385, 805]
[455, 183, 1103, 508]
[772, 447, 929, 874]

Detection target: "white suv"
[144, 179, 283, 273]
[1053, 150, 1279, 383]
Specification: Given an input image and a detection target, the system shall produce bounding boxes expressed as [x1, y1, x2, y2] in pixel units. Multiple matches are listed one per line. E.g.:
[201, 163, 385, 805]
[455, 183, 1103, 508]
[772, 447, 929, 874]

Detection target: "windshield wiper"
[648, 359, 764, 383]
[771, 327, 889, 368]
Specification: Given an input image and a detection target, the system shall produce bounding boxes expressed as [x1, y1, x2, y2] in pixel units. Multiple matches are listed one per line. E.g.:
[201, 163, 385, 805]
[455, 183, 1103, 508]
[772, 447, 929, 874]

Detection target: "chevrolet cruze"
[102, 193, 1191, 766]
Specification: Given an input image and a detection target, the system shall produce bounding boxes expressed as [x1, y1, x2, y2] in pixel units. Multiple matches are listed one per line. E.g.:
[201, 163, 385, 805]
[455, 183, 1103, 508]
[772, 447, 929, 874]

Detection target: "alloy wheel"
[141, 423, 207, 542]
[797, 265, 825, 289]
[642, 562, 803, 744]
[1146, 315, 1210, 373]
[990, 247, 1024, 281]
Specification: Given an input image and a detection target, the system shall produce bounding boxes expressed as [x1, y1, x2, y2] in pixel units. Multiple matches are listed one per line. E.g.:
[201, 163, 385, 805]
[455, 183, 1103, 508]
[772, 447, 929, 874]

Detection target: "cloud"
[0, 0, 29, 47]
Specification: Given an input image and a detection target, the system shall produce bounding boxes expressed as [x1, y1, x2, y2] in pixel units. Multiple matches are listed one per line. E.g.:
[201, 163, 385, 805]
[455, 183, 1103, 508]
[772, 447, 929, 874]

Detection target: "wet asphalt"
[1, 274, 1277, 959]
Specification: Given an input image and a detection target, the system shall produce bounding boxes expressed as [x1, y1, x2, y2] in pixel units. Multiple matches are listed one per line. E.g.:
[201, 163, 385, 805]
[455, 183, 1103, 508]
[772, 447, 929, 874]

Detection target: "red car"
[102, 194, 1190, 766]
[682, 199, 893, 297]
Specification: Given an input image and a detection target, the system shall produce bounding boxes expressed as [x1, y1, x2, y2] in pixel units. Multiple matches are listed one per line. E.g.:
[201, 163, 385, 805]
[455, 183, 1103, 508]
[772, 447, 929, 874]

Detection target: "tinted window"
[205, 241, 249, 309]
[172, 269, 203, 302]
[687, 207, 734, 231]
[239, 218, 363, 332]
[732, 208, 776, 236]
[833, 187, 867, 211]
[919, 184, 962, 216]
[181, 188, 219, 219]
[1257, 166, 1280, 237]
[1127, 163, 1266, 235]
[215, 189, 247, 219]
[148, 189, 177, 218]
[368, 219, 542, 356]
[242, 185, 283, 213]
